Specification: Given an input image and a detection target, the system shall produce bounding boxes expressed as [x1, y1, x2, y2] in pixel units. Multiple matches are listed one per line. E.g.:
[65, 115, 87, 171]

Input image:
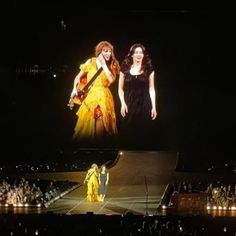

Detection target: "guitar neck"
[82, 67, 103, 92]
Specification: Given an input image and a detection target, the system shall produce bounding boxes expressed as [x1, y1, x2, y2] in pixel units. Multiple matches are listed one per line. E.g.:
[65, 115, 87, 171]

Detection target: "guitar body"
[72, 75, 87, 105]
[68, 67, 103, 110]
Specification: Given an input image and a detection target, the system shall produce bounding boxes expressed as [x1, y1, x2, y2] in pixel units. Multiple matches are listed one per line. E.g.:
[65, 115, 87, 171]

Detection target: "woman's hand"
[67, 87, 78, 110]
[120, 103, 128, 117]
[70, 87, 78, 98]
[98, 53, 106, 67]
[151, 107, 157, 120]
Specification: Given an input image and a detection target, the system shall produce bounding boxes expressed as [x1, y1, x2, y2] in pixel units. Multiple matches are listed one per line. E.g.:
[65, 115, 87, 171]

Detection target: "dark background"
[1, 2, 235, 168]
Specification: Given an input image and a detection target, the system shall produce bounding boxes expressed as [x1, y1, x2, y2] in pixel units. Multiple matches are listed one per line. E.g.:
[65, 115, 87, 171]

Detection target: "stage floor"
[1, 150, 177, 215]
[2, 150, 235, 216]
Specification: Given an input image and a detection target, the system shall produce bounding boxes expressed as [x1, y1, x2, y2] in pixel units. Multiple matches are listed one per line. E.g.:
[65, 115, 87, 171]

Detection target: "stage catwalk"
[1, 151, 177, 215]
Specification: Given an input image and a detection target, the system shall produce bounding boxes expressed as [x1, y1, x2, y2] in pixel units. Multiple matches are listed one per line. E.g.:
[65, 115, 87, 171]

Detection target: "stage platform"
[1, 150, 177, 215]
[2, 150, 236, 216]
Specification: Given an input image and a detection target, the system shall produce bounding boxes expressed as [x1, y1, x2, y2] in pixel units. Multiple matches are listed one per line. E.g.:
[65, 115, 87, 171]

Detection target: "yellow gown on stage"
[86, 168, 99, 202]
[72, 57, 117, 141]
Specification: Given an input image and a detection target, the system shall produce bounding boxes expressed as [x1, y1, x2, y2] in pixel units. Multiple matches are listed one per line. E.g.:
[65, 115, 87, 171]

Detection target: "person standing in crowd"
[118, 43, 157, 145]
[69, 41, 120, 144]
[84, 163, 99, 202]
[98, 165, 109, 202]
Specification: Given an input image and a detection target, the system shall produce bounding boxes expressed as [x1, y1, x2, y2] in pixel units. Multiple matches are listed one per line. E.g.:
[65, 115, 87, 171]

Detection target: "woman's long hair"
[95, 41, 120, 75]
[121, 43, 153, 77]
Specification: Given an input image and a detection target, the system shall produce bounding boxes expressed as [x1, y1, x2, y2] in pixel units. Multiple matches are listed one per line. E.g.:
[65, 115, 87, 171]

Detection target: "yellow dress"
[86, 168, 99, 202]
[73, 57, 117, 141]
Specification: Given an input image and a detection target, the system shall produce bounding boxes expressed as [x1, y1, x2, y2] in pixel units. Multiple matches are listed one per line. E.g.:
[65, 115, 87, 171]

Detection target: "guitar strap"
[85, 170, 96, 183]
[78, 66, 103, 95]
[68, 66, 103, 110]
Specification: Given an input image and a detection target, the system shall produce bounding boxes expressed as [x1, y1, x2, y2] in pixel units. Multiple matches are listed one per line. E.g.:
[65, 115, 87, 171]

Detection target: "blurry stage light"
[60, 20, 67, 30]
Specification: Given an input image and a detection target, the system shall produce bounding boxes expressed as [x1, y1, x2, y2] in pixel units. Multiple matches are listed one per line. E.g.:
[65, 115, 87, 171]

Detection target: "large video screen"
[2, 8, 234, 162]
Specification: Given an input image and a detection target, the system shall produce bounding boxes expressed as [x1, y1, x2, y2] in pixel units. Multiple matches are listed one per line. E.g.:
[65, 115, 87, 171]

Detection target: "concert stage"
[1, 150, 177, 215]
[2, 150, 236, 217]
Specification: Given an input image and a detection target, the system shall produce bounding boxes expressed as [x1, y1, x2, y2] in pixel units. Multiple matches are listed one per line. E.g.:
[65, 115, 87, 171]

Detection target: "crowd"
[0, 177, 79, 207]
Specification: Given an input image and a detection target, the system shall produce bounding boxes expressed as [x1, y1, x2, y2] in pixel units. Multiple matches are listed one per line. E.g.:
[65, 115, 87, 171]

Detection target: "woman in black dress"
[118, 43, 157, 145]
[98, 165, 109, 202]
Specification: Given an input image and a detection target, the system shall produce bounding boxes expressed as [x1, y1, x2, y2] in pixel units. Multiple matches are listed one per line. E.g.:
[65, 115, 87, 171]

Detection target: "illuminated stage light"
[162, 205, 166, 209]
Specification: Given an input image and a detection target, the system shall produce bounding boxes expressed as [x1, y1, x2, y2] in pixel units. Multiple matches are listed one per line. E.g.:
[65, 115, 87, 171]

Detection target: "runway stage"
[2, 150, 178, 215]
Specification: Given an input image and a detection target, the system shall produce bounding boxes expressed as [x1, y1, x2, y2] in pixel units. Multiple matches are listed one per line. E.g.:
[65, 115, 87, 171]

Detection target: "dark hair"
[121, 43, 153, 77]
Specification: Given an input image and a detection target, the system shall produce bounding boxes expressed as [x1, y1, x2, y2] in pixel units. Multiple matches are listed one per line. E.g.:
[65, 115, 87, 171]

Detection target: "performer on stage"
[118, 43, 157, 144]
[69, 41, 120, 144]
[98, 165, 109, 202]
[84, 163, 99, 202]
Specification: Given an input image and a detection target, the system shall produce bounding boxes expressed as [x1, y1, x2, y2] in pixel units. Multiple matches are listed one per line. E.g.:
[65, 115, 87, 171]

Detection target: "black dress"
[98, 172, 108, 195]
[119, 71, 154, 146]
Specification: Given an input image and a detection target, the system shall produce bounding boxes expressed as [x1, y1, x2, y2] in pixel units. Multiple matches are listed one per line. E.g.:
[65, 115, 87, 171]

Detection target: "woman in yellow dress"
[84, 163, 99, 202]
[69, 41, 120, 144]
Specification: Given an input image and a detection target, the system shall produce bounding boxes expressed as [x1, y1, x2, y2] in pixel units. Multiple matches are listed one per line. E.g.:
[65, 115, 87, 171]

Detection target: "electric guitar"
[68, 67, 103, 110]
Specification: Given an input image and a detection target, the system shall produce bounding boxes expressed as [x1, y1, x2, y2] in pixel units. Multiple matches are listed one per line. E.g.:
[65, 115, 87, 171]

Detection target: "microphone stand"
[144, 176, 148, 216]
